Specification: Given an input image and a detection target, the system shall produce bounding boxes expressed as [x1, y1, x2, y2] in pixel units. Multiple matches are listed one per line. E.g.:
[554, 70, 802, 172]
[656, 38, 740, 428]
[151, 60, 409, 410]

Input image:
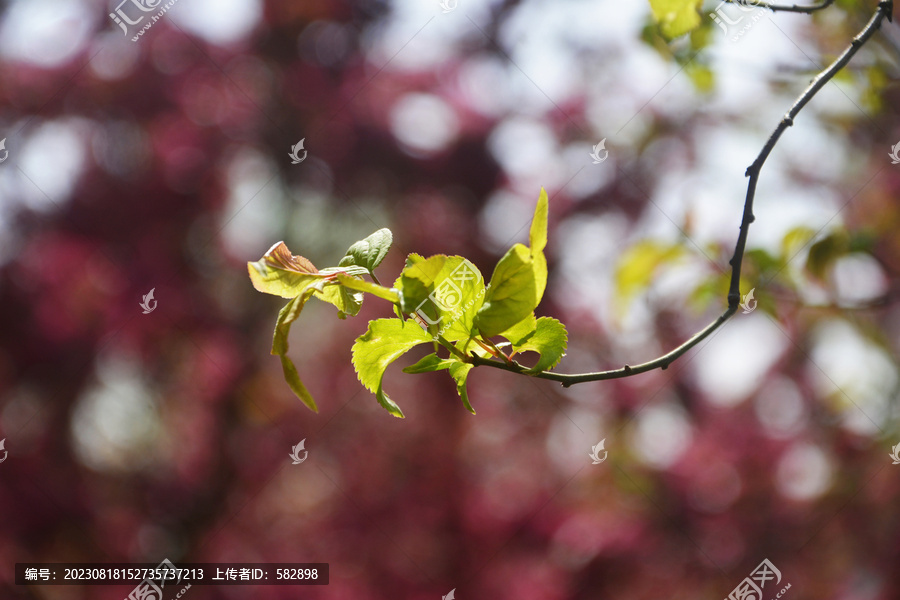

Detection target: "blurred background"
[1, 0, 899, 598]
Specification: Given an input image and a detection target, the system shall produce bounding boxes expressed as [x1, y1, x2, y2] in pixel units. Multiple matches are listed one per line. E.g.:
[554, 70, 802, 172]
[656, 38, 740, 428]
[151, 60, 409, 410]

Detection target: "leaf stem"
[723, 0, 836, 13]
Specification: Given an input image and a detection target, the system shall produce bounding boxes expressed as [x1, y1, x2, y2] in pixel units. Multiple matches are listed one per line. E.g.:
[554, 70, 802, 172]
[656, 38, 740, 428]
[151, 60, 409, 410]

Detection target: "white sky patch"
[170, 0, 262, 46]
[630, 401, 693, 469]
[71, 352, 161, 473]
[390, 93, 460, 156]
[0, 0, 93, 68]
[218, 148, 280, 260]
[807, 319, 897, 436]
[776, 442, 832, 501]
[754, 377, 809, 439]
[693, 316, 788, 408]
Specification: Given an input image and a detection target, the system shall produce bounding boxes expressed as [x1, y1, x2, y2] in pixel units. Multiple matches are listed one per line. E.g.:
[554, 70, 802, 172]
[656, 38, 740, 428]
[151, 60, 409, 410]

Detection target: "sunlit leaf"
[448, 362, 476, 414]
[474, 244, 537, 337]
[271, 291, 319, 412]
[352, 318, 433, 418]
[499, 312, 537, 346]
[248, 241, 323, 299]
[398, 255, 485, 341]
[513, 317, 568, 373]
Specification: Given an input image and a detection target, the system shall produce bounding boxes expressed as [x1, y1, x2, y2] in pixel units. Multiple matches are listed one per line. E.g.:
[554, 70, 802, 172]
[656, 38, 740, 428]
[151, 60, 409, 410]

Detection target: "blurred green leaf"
[614, 240, 685, 312]
[648, 0, 703, 40]
[807, 230, 850, 279]
[352, 318, 432, 418]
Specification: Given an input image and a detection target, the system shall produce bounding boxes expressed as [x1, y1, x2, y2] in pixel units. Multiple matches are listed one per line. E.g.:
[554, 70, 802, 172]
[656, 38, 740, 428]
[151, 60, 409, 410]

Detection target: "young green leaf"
[352, 318, 433, 418]
[513, 317, 568, 373]
[397, 254, 448, 314]
[530, 188, 550, 304]
[398, 255, 485, 341]
[402, 353, 456, 374]
[474, 244, 537, 337]
[338, 228, 393, 273]
[271, 291, 319, 412]
[499, 312, 537, 346]
[448, 362, 476, 414]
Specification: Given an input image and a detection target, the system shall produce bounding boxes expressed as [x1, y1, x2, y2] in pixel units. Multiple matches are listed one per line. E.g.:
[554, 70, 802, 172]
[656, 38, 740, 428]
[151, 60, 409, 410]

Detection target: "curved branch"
[724, 0, 836, 13]
[472, 0, 893, 387]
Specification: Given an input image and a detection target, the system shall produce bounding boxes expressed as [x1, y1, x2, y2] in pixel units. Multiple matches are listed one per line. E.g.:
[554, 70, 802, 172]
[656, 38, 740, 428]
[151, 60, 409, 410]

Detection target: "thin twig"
[724, 0, 836, 14]
[472, 0, 893, 386]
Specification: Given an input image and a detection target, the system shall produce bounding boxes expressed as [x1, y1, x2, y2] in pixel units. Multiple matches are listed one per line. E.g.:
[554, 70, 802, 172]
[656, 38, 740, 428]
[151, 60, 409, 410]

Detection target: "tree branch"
[724, 0, 836, 13]
[472, 0, 893, 386]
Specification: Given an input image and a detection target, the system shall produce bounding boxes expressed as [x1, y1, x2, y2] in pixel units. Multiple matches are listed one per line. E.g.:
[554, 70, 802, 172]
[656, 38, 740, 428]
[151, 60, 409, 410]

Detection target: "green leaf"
[499, 312, 537, 346]
[338, 228, 393, 273]
[352, 318, 433, 418]
[402, 353, 455, 374]
[280, 355, 318, 413]
[314, 284, 363, 319]
[448, 362, 476, 414]
[614, 240, 685, 313]
[530, 188, 550, 305]
[475, 244, 537, 337]
[530, 188, 549, 255]
[807, 230, 850, 279]
[336, 273, 400, 303]
[513, 317, 568, 373]
[399, 255, 486, 341]
[648, 0, 703, 40]
[248, 241, 324, 299]
[397, 254, 448, 314]
[271, 291, 319, 412]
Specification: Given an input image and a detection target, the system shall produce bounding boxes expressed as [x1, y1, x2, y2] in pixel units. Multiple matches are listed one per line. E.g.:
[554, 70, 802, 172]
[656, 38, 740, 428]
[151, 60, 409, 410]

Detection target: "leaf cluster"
[248, 189, 568, 417]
